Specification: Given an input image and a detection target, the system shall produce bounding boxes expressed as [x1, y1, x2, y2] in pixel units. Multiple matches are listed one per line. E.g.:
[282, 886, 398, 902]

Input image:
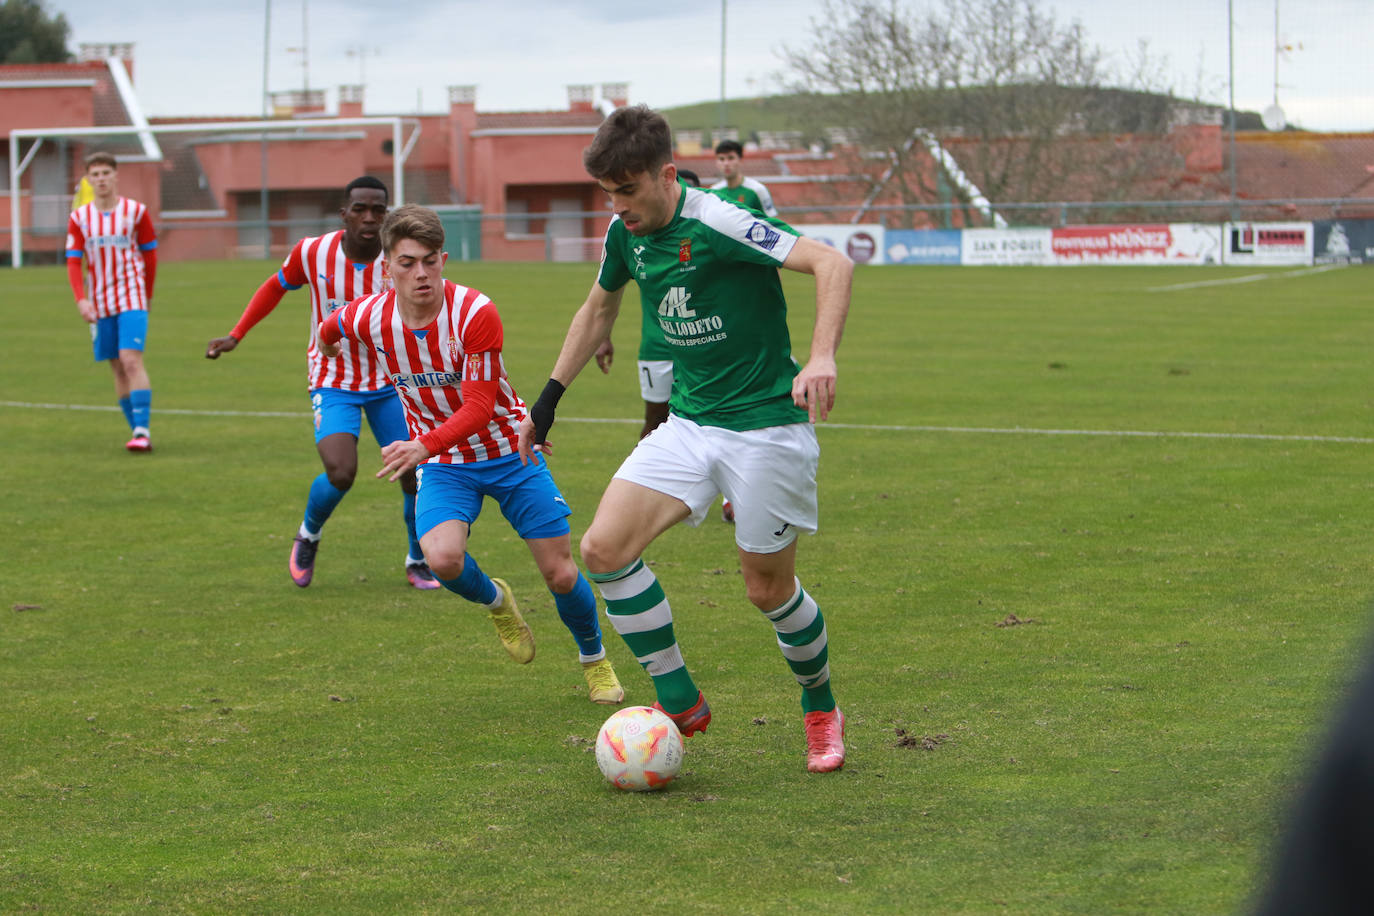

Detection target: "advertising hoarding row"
[810, 220, 1372, 267]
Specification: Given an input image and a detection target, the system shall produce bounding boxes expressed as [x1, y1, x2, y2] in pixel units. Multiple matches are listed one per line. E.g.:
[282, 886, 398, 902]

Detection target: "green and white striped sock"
[589, 559, 699, 714]
[765, 578, 835, 713]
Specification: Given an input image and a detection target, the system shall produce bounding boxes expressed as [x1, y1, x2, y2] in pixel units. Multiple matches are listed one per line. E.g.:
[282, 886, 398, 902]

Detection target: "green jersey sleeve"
[683, 191, 799, 267]
[596, 219, 632, 291]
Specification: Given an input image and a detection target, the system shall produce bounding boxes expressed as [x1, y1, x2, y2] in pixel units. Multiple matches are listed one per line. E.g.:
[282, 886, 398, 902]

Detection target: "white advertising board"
[798, 224, 886, 265]
[961, 228, 1052, 266]
[1221, 222, 1314, 266]
[1049, 224, 1222, 265]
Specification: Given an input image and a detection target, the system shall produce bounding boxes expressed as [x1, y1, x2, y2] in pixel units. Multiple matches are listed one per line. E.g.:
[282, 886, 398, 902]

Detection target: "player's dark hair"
[84, 151, 117, 171]
[381, 204, 444, 254]
[678, 168, 701, 188]
[583, 104, 672, 181]
[714, 139, 744, 157]
[345, 175, 389, 202]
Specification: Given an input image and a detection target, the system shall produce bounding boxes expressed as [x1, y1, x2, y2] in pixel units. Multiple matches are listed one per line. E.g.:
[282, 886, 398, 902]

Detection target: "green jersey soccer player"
[518, 105, 853, 773]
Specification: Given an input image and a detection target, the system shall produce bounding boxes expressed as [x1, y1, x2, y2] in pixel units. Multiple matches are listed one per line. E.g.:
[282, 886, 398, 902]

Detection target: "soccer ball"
[595, 706, 684, 791]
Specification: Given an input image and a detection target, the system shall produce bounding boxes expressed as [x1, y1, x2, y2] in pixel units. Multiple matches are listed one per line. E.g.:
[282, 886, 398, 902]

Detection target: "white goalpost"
[7, 116, 418, 267]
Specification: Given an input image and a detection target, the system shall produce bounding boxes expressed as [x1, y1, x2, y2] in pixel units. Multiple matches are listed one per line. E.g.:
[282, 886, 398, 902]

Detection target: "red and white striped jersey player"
[316, 203, 623, 704]
[65, 151, 158, 452]
[205, 177, 438, 591]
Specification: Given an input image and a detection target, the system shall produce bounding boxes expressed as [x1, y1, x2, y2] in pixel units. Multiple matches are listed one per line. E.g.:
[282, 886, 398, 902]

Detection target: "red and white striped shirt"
[331, 280, 526, 464]
[280, 230, 392, 392]
[66, 197, 157, 317]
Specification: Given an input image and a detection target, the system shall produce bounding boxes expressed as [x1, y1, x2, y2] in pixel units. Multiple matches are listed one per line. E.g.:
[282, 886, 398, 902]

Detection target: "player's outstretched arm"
[782, 236, 854, 422]
[517, 281, 625, 464]
[205, 335, 239, 358]
[206, 275, 289, 358]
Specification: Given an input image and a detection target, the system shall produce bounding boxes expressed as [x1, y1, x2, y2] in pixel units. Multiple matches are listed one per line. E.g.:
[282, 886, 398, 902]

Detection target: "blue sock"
[438, 552, 498, 605]
[129, 388, 151, 431]
[118, 396, 134, 430]
[403, 490, 422, 560]
[303, 473, 348, 536]
[554, 573, 604, 658]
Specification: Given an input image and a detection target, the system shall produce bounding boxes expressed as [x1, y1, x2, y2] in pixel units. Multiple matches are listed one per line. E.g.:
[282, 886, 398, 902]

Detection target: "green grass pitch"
[2, 258, 1371, 913]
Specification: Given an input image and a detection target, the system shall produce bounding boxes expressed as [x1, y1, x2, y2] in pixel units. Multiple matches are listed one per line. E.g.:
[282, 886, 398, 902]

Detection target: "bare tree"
[778, 0, 1187, 226]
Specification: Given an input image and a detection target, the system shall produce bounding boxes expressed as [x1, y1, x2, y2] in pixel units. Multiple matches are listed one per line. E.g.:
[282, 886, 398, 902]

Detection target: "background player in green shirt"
[710, 139, 778, 217]
[518, 105, 853, 773]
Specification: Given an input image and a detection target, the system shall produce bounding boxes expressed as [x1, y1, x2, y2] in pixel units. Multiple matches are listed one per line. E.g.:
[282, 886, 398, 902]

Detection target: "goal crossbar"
[8, 116, 415, 268]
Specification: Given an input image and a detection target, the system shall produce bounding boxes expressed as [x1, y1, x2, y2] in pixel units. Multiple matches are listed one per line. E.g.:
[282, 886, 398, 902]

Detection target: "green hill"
[662, 92, 1271, 148]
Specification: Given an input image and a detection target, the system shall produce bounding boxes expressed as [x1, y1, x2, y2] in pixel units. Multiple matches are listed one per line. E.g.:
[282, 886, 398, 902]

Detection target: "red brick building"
[5, 45, 1371, 265]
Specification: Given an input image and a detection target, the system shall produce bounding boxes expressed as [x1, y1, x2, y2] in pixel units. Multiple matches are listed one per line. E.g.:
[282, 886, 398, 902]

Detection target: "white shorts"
[638, 359, 673, 403]
[613, 414, 820, 554]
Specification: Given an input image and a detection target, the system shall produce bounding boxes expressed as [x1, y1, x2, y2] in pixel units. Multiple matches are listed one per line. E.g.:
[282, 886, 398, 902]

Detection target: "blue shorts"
[310, 387, 410, 446]
[414, 453, 572, 541]
[91, 310, 148, 362]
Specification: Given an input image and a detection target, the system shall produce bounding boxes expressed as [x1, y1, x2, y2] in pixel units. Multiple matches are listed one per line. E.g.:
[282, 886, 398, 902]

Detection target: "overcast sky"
[53, 0, 1372, 131]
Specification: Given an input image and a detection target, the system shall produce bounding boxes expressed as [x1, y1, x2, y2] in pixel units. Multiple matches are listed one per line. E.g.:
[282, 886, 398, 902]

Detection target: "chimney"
[448, 84, 476, 111]
[338, 84, 364, 117]
[78, 41, 135, 82]
[269, 89, 326, 117]
[448, 86, 478, 204]
[567, 84, 596, 113]
[600, 82, 629, 110]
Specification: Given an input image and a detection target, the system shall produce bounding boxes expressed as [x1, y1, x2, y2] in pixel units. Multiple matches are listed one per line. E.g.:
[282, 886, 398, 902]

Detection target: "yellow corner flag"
[72, 176, 94, 210]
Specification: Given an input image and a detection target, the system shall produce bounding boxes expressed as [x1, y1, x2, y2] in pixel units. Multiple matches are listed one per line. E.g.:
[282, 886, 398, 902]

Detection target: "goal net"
[5, 116, 420, 267]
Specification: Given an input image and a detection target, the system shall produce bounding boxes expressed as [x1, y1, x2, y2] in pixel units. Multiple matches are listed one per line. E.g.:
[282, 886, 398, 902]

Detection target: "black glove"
[529, 379, 566, 445]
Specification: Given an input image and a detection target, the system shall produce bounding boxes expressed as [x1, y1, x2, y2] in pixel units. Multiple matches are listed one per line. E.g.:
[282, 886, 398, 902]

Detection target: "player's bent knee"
[743, 575, 795, 613]
[542, 560, 580, 595]
[425, 548, 465, 581]
[578, 530, 626, 576]
[325, 469, 356, 491]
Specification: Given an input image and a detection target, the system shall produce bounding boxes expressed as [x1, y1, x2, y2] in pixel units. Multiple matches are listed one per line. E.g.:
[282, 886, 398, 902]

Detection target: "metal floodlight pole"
[261, 0, 272, 258]
[1228, 0, 1239, 221]
[718, 0, 728, 138]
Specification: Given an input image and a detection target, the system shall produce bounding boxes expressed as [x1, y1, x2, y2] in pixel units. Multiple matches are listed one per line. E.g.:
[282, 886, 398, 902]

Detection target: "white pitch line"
[1147, 263, 1345, 293]
[0, 400, 304, 418]
[3, 400, 1370, 445]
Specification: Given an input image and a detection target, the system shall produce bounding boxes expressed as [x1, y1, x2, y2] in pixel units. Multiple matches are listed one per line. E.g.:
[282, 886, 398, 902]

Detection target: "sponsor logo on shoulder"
[747, 221, 781, 251]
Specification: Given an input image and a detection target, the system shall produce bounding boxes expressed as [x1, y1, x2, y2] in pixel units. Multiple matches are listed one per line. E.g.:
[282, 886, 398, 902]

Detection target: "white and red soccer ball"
[595, 706, 684, 791]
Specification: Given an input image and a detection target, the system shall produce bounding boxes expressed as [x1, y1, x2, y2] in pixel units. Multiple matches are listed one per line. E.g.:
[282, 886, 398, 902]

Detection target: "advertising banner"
[885, 229, 962, 265]
[1049, 224, 1222, 265]
[961, 228, 1052, 266]
[799, 224, 886, 265]
[1313, 219, 1374, 264]
[1221, 222, 1313, 266]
